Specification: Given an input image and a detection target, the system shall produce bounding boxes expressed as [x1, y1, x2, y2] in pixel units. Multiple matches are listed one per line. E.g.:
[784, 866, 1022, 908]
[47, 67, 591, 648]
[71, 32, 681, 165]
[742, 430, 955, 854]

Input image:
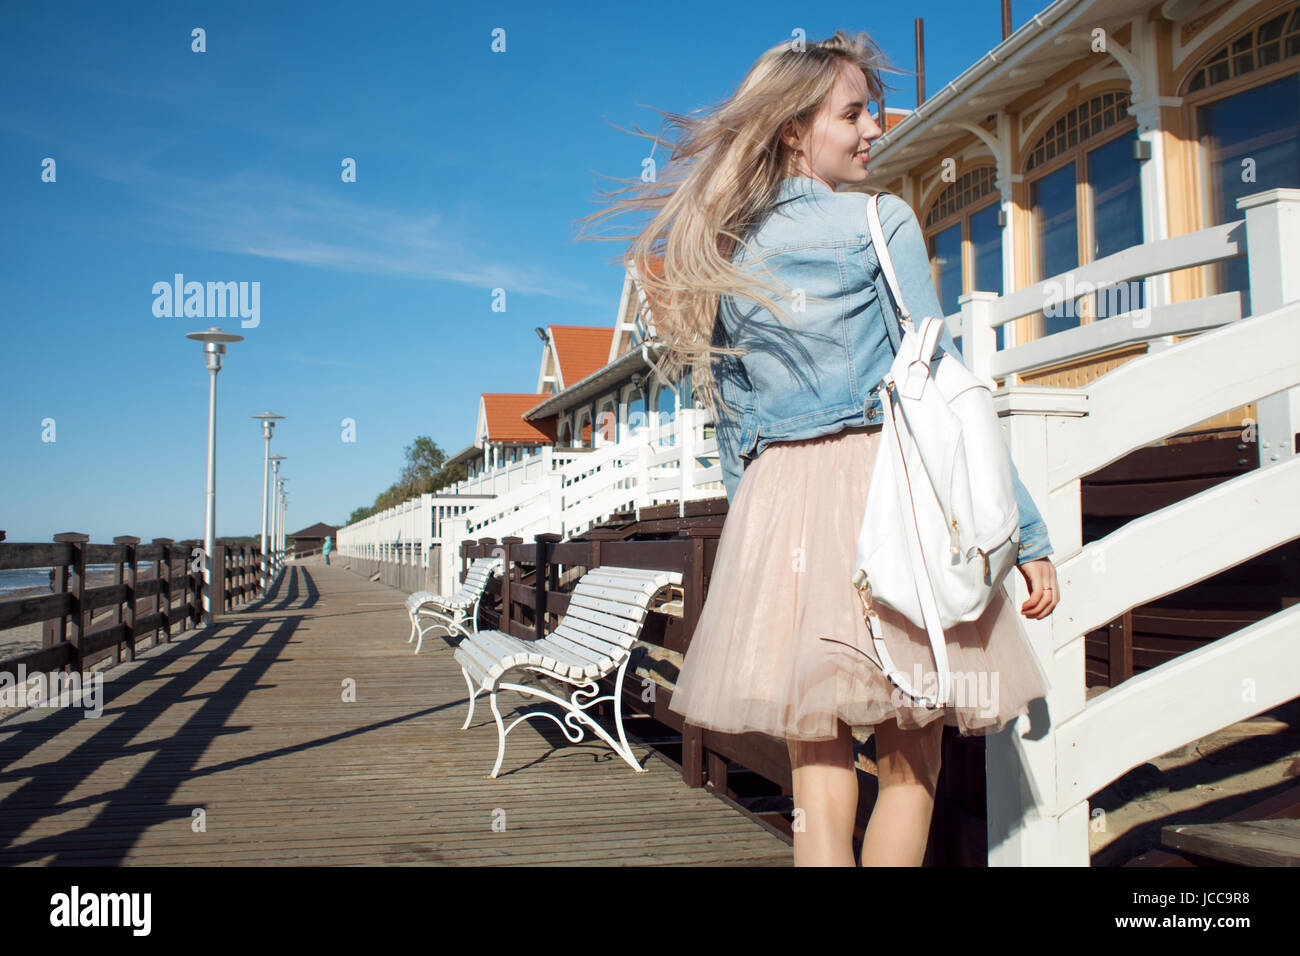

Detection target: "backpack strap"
[866, 193, 912, 332]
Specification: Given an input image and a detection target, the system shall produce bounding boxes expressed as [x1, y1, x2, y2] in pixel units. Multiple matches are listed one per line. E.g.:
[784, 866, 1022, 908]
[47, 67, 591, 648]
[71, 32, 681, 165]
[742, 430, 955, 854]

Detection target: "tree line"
[345, 437, 467, 526]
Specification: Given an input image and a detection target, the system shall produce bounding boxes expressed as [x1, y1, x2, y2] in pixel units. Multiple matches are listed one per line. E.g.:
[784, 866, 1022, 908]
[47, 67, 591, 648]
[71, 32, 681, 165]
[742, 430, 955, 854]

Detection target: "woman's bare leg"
[860, 716, 945, 866]
[786, 720, 857, 866]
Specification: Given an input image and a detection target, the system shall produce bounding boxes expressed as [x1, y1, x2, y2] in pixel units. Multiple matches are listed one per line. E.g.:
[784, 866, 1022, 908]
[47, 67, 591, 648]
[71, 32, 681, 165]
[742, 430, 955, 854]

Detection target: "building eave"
[523, 341, 661, 420]
[446, 442, 481, 467]
[860, 0, 1111, 186]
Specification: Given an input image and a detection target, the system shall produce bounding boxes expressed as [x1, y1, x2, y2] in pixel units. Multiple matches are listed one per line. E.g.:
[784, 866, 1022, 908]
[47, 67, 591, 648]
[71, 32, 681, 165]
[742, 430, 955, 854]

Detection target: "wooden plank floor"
[0, 563, 791, 866]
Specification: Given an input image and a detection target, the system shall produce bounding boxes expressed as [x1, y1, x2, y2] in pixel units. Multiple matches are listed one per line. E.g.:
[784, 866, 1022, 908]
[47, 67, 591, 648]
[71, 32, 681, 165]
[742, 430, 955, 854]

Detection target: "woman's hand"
[1016, 558, 1059, 619]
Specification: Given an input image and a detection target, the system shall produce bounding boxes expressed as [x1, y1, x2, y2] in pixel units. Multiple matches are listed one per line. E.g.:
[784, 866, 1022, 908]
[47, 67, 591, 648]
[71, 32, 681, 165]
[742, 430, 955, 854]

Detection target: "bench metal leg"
[460, 667, 481, 730]
[414, 610, 473, 654]
[484, 659, 647, 779]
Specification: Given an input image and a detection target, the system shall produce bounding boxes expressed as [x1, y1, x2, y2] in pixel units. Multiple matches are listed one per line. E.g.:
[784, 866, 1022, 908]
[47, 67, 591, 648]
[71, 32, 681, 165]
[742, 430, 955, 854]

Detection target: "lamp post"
[186, 326, 244, 627]
[277, 478, 289, 558]
[268, 455, 286, 576]
[251, 411, 284, 594]
[279, 481, 289, 556]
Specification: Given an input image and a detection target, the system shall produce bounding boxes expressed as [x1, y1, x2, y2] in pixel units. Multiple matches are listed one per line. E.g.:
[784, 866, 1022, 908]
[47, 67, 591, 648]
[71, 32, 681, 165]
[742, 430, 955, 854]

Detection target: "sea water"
[0, 565, 122, 597]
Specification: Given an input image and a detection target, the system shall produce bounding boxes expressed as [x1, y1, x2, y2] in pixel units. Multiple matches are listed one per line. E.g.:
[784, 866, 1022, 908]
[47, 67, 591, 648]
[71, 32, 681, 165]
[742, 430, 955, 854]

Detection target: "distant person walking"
[323, 535, 332, 566]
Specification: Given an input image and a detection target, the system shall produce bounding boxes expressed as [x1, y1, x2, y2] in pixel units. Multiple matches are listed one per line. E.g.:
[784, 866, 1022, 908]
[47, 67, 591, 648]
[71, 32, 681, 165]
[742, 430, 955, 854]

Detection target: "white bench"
[405, 556, 502, 653]
[454, 565, 683, 778]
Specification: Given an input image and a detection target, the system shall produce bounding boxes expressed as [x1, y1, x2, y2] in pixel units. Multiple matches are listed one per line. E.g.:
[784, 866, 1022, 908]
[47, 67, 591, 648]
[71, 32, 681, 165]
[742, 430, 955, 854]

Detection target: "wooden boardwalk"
[0, 562, 791, 865]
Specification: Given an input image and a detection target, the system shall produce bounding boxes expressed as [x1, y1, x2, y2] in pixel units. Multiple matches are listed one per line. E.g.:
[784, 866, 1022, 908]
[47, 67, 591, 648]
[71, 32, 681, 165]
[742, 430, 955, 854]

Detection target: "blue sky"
[1, 0, 1042, 542]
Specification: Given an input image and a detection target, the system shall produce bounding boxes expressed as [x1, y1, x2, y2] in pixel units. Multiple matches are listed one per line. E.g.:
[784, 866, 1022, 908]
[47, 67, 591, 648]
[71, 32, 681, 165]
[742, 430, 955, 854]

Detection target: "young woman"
[578, 30, 1060, 867]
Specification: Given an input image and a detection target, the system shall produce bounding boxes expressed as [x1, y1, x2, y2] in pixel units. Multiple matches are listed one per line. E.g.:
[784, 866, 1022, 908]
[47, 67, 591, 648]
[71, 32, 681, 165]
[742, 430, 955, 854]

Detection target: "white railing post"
[959, 290, 1000, 386]
[987, 386, 1091, 866]
[678, 407, 695, 514]
[1240, 188, 1300, 470]
[441, 514, 469, 598]
[420, 493, 433, 573]
[547, 469, 564, 536]
[636, 427, 650, 513]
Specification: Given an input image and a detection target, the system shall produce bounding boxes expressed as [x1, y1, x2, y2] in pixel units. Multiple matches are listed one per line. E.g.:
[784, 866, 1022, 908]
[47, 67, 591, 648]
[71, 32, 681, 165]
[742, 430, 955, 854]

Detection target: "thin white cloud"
[130, 166, 597, 298]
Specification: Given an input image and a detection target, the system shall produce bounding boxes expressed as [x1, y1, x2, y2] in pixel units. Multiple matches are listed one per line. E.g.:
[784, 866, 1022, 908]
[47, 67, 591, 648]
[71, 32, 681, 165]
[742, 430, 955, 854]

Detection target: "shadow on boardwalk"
[0, 564, 790, 865]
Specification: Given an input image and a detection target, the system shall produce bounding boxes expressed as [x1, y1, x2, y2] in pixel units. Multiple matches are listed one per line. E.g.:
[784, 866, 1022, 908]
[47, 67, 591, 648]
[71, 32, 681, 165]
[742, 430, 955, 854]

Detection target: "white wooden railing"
[986, 188, 1300, 865]
[337, 408, 723, 592]
[440, 446, 587, 497]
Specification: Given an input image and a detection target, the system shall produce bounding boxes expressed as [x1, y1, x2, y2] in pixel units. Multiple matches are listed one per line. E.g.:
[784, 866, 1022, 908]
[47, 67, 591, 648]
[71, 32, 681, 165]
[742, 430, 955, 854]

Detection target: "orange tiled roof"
[482, 394, 557, 442]
[880, 108, 911, 133]
[550, 326, 614, 386]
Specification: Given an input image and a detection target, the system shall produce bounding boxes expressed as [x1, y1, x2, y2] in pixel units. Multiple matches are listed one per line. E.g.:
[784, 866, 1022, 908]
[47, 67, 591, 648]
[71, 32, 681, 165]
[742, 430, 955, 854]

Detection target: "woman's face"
[784, 60, 882, 189]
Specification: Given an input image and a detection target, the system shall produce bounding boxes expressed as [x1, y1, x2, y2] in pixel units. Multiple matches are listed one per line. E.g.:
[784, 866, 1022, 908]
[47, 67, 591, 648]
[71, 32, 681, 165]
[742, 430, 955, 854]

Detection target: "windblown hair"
[574, 30, 901, 418]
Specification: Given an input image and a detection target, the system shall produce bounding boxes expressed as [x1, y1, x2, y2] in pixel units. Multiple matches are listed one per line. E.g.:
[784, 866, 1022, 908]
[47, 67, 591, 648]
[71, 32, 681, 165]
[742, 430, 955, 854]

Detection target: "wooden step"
[1127, 786, 1300, 866]
[1159, 819, 1300, 866]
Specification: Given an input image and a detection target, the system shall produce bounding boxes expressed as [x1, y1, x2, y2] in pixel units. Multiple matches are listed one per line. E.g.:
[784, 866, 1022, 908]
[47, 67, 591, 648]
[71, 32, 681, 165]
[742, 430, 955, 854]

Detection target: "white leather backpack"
[852, 193, 1021, 709]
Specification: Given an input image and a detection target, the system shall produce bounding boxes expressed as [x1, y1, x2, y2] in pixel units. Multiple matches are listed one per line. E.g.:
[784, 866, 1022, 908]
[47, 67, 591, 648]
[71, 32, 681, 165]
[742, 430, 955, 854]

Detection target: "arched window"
[574, 409, 592, 448]
[1185, 6, 1300, 93]
[654, 383, 678, 447]
[596, 398, 617, 445]
[625, 385, 647, 437]
[1023, 90, 1140, 337]
[922, 165, 1001, 354]
[1183, 5, 1300, 310]
[1025, 91, 1131, 172]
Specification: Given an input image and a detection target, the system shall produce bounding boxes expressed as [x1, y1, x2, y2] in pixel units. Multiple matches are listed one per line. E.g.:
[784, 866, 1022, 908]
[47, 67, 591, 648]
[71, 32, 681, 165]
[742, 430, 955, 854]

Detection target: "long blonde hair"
[573, 30, 899, 418]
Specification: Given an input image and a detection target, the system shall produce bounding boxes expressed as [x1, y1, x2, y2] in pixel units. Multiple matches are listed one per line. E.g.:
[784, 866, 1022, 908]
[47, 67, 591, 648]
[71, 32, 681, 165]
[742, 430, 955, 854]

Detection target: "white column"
[1241, 188, 1300, 470]
[420, 493, 433, 569]
[987, 386, 1090, 865]
[678, 406, 695, 514]
[959, 290, 999, 387]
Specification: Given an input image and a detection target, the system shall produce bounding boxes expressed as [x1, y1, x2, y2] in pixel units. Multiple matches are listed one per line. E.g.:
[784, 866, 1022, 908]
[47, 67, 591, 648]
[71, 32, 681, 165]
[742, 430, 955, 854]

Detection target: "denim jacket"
[712, 175, 1054, 563]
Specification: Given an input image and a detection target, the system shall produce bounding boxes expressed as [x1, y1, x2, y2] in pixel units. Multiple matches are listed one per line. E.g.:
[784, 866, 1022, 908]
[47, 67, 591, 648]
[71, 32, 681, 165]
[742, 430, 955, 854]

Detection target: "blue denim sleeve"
[877, 194, 1054, 564]
[711, 317, 754, 505]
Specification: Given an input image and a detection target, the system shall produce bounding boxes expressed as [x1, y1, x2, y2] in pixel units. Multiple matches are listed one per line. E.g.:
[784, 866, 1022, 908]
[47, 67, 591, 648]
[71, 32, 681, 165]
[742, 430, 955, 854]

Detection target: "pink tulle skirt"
[668, 423, 1051, 742]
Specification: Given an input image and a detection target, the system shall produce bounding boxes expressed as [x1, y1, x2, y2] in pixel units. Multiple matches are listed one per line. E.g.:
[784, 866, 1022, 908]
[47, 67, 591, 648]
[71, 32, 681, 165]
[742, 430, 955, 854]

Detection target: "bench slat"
[470, 629, 540, 670]
[455, 640, 499, 686]
[556, 615, 634, 653]
[570, 577, 674, 609]
[564, 589, 649, 624]
[537, 636, 608, 679]
[569, 590, 650, 629]
[578, 569, 681, 597]
[560, 600, 642, 638]
[552, 620, 629, 661]
[541, 629, 612, 668]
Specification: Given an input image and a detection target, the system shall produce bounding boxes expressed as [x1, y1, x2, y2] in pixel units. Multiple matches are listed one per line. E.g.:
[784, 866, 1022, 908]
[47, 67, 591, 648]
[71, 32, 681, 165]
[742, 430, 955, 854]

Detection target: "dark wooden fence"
[0, 534, 269, 682]
[1079, 431, 1300, 686]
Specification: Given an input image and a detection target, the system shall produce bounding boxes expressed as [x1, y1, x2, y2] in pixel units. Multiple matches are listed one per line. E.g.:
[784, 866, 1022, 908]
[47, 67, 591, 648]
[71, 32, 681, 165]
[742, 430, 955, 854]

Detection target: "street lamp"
[250, 411, 284, 590]
[251, 411, 283, 593]
[186, 326, 244, 627]
[277, 478, 289, 558]
[278, 479, 288, 558]
[268, 455, 286, 576]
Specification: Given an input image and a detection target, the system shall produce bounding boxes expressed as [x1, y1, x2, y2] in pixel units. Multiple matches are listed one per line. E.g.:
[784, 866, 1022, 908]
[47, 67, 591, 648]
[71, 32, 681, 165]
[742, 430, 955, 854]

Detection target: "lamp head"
[252, 410, 284, 439]
[186, 326, 243, 372]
